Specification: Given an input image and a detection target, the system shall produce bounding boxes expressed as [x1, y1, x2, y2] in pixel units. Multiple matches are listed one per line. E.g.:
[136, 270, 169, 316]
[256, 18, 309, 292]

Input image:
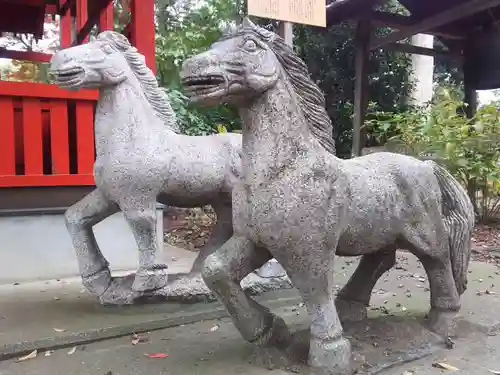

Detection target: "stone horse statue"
[49, 30, 249, 304]
[180, 18, 475, 375]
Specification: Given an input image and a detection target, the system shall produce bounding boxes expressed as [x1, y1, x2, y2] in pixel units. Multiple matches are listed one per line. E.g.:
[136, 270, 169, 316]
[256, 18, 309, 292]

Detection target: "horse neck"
[239, 77, 317, 184]
[94, 78, 168, 156]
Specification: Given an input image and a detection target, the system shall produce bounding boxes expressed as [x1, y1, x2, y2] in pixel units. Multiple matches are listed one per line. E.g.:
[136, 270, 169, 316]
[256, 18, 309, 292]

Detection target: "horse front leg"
[203, 236, 291, 348]
[121, 198, 168, 292]
[276, 235, 352, 375]
[190, 201, 233, 274]
[64, 189, 119, 297]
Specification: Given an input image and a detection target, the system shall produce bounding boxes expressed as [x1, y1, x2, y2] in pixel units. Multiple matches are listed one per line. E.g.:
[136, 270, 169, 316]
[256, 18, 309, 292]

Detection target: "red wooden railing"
[0, 0, 155, 189]
[0, 81, 98, 187]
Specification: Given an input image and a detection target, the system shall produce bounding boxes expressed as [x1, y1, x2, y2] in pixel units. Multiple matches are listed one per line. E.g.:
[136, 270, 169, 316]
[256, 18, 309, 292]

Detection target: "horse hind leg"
[404, 224, 461, 339]
[120, 198, 168, 293]
[64, 189, 119, 297]
[335, 248, 396, 324]
[190, 201, 233, 274]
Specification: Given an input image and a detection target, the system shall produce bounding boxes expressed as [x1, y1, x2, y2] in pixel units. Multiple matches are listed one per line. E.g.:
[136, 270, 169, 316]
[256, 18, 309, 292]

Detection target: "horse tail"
[427, 160, 475, 295]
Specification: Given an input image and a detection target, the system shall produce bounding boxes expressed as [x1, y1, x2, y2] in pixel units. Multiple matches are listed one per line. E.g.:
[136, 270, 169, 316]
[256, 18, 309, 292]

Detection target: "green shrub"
[367, 88, 500, 223]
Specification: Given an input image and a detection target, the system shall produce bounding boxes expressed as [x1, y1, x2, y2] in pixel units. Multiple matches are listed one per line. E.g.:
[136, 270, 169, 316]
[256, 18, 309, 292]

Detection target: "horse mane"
[96, 31, 180, 133]
[222, 21, 336, 154]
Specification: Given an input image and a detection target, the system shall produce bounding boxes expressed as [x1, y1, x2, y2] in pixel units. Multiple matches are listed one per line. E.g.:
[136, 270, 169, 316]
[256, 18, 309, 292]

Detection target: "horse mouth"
[182, 75, 226, 97]
[53, 67, 85, 87]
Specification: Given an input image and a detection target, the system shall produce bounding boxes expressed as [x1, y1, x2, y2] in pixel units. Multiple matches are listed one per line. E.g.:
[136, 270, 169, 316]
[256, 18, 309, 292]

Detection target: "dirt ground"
[164, 209, 500, 264]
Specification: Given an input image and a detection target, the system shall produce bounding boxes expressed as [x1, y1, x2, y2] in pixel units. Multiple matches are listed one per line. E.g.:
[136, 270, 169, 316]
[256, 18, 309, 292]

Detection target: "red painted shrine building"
[0, 0, 155, 210]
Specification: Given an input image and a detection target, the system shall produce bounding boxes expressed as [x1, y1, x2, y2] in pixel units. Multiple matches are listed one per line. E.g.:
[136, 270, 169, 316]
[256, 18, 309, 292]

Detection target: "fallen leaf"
[432, 362, 459, 371]
[53, 328, 66, 333]
[445, 337, 455, 349]
[44, 350, 53, 357]
[131, 333, 148, 345]
[67, 347, 76, 355]
[403, 371, 415, 375]
[210, 324, 219, 332]
[489, 370, 500, 375]
[53, 297, 60, 301]
[146, 353, 169, 359]
[17, 350, 37, 362]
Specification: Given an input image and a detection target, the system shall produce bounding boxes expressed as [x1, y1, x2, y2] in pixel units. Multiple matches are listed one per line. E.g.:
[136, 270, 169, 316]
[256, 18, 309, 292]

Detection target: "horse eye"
[243, 40, 258, 51]
[101, 44, 114, 54]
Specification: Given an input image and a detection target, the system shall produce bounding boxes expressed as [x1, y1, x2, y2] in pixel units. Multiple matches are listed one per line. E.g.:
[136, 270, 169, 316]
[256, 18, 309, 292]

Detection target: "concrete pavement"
[1, 251, 500, 374]
[1, 303, 499, 375]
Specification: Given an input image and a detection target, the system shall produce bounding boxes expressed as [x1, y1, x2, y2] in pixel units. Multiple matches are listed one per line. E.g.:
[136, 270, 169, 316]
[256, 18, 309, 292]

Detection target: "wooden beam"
[45, 4, 58, 14]
[352, 13, 371, 158]
[326, 0, 367, 23]
[57, 0, 76, 16]
[370, 0, 500, 49]
[383, 42, 462, 59]
[0, 48, 52, 63]
[369, 11, 464, 40]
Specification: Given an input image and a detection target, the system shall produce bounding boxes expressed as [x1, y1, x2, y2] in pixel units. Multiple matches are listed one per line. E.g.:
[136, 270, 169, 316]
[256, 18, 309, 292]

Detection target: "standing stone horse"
[49, 31, 247, 304]
[180, 18, 475, 374]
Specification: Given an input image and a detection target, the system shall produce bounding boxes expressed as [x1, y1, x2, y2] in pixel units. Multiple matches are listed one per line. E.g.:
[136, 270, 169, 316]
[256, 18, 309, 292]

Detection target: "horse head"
[180, 17, 285, 107]
[50, 31, 133, 90]
[51, 31, 179, 132]
[181, 17, 335, 153]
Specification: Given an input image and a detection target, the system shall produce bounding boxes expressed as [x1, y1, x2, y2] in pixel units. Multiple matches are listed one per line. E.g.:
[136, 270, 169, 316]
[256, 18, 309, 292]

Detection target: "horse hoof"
[309, 337, 352, 375]
[82, 267, 112, 296]
[98, 276, 138, 305]
[253, 314, 292, 350]
[427, 308, 459, 339]
[335, 298, 367, 324]
[132, 267, 168, 292]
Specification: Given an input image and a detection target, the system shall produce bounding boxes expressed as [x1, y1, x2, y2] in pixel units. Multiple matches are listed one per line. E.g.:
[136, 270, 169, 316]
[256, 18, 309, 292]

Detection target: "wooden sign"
[248, 0, 326, 27]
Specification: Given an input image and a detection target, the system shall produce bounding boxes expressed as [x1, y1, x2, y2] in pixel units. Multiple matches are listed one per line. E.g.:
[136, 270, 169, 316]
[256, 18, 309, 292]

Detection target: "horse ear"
[97, 30, 132, 51]
[96, 31, 114, 41]
[242, 16, 255, 28]
[220, 22, 232, 35]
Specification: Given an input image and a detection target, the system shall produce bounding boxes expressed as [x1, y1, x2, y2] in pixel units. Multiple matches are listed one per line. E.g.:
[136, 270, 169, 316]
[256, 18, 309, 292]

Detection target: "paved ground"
[1, 251, 500, 374]
[0, 246, 296, 359]
[1, 304, 499, 375]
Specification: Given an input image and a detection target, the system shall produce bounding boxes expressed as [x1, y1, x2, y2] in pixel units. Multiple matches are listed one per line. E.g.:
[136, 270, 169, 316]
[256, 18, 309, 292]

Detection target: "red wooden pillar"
[99, 2, 114, 32]
[59, 0, 73, 48]
[129, 0, 156, 74]
[76, 0, 89, 43]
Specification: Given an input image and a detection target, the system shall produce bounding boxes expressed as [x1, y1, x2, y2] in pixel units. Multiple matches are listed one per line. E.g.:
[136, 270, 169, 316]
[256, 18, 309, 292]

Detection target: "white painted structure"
[409, 33, 435, 106]
[0, 208, 164, 284]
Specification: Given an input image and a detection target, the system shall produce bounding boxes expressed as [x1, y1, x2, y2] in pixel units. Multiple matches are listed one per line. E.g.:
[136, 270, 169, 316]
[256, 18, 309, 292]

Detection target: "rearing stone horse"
[49, 31, 247, 304]
[181, 18, 475, 374]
